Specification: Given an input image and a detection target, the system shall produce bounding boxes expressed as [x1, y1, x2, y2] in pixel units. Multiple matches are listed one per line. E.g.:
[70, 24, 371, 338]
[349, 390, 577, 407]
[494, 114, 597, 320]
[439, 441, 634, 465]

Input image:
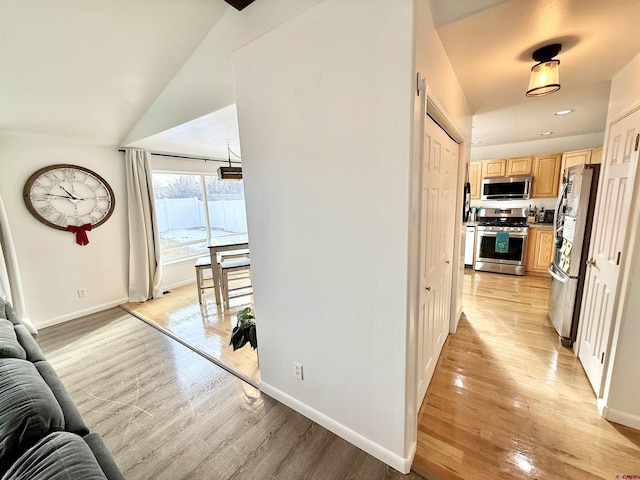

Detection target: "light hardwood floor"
[413, 270, 640, 480]
[123, 282, 260, 384]
[36, 308, 424, 480]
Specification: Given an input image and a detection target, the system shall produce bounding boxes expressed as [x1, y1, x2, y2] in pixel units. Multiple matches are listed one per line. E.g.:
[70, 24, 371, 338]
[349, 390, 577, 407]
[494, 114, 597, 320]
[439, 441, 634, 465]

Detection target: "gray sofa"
[0, 298, 124, 480]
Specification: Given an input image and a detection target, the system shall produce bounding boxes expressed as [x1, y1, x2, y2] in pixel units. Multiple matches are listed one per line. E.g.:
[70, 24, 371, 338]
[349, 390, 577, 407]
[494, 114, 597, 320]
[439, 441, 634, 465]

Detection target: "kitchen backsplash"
[470, 198, 557, 212]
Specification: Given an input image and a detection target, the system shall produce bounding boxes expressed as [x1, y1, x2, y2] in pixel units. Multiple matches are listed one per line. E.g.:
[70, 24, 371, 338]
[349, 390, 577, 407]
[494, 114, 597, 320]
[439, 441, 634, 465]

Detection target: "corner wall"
[0, 134, 128, 328]
[233, 0, 414, 471]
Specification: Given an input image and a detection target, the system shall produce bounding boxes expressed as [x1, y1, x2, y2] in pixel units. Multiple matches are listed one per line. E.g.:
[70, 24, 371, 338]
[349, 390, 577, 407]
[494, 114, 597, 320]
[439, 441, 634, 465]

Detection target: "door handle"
[445, 260, 450, 264]
[425, 286, 431, 291]
[586, 258, 596, 267]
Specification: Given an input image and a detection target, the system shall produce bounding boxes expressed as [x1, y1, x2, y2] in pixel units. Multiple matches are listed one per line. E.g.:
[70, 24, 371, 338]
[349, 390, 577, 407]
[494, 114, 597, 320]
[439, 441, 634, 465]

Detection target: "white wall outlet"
[77, 288, 87, 298]
[294, 362, 304, 380]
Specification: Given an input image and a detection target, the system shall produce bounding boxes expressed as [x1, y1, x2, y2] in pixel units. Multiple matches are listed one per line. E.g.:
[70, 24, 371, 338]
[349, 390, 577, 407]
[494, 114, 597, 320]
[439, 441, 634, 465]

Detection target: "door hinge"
[601, 352, 605, 364]
[635, 133, 640, 152]
[616, 251, 621, 265]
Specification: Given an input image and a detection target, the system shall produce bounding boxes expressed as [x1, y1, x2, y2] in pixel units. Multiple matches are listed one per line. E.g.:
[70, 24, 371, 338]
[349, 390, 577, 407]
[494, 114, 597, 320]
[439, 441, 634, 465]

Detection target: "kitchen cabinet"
[469, 162, 481, 199]
[531, 154, 562, 198]
[561, 146, 603, 172]
[506, 156, 533, 176]
[525, 226, 555, 275]
[482, 159, 507, 178]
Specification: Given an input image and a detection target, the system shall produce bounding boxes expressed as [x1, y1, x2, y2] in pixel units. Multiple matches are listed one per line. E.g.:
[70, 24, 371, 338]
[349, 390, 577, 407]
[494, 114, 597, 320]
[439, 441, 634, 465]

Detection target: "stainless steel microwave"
[481, 176, 532, 200]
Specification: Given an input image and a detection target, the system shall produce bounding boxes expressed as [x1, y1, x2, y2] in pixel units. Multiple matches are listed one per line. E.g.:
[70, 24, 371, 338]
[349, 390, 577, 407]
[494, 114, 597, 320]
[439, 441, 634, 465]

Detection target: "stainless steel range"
[475, 207, 529, 276]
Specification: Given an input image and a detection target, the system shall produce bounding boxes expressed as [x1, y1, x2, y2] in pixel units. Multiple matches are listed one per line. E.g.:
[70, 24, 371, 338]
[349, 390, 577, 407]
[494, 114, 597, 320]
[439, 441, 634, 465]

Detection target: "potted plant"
[230, 307, 257, 350]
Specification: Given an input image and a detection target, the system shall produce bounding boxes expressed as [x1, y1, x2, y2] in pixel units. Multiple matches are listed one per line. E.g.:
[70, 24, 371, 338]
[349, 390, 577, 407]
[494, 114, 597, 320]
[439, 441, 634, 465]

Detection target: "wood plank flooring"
[36, 307, 424, 480]
[123, 282, 260, 384]
[413, 271, 640, 480]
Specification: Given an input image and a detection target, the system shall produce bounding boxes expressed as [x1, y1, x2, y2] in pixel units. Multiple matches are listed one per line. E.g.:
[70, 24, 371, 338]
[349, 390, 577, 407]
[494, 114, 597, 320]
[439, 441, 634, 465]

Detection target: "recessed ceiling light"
[471, 141, 481, 145]
[554, 109, 574, 115]
[540, 131, 554, 136]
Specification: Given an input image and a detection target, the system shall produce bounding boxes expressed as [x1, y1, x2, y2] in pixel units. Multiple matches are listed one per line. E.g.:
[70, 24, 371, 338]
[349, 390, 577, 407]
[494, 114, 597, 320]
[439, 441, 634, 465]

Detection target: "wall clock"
[23, 164, 115, 244]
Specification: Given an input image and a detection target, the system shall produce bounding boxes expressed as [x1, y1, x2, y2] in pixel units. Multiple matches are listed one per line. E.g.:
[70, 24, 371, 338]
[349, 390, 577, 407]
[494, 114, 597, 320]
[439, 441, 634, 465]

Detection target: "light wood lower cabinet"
[526, 226, 555, 275]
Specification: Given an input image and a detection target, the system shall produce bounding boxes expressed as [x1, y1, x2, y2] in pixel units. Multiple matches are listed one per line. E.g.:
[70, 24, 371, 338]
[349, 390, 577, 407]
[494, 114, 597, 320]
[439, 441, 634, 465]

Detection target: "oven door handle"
[548, 261, 569, 283]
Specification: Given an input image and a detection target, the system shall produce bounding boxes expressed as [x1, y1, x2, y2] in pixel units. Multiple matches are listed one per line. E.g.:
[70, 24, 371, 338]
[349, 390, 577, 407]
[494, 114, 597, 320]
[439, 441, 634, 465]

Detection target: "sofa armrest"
[14, 325, 46, 362]
[34, 361, 89, 436]
[83, 433, 125, 480]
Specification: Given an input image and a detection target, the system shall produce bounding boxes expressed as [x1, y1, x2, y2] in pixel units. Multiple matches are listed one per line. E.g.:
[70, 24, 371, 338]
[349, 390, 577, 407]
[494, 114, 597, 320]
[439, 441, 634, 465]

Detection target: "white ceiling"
[128, 105, 241, 160]
[430, 0, 640, 149]
[0, 0, 228, 145]
[2, 0, 640, 159]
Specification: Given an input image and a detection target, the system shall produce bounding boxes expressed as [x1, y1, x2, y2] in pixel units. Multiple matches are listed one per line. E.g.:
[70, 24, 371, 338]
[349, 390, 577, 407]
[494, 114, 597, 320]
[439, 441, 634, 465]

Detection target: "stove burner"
[478, 220, 528, 227]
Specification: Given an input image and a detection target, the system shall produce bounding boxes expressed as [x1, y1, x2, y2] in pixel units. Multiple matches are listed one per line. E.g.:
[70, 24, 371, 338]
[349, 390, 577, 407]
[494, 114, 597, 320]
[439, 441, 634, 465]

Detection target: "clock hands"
[35, 193, 89, 202]
[58, 184, 81, 200]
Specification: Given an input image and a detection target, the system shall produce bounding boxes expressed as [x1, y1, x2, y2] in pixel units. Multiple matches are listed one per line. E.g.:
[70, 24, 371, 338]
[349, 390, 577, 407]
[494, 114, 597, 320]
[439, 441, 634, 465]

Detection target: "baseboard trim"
[259, 382, 412, 474]
[603, 406, 640, 430]
[35, 298, 130, 329]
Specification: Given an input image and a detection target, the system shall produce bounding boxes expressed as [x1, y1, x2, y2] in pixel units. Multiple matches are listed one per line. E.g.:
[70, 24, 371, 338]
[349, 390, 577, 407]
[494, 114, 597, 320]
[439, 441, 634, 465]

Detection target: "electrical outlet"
[77, 288, 87, 298]
[294, 362, 304, 380]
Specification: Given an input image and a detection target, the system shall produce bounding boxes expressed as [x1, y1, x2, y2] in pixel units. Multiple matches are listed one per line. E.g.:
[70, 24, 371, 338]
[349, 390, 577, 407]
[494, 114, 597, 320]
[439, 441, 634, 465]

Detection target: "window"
[152, 172, 247, 263]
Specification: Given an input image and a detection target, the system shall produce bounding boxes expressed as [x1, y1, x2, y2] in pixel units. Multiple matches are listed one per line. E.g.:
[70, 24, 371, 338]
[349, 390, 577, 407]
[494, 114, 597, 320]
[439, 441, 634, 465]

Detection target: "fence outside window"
[152, 172, 248, 263]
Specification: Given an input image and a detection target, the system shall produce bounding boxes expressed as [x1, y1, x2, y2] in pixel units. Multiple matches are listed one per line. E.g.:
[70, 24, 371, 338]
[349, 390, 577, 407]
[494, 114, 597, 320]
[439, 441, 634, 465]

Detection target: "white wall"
[233, 0, 415, 471]
[404, 0, 472, 462]
[0, 134, 128, 328]
[599, 51, 640, 428]
[123, 0, 322, 145]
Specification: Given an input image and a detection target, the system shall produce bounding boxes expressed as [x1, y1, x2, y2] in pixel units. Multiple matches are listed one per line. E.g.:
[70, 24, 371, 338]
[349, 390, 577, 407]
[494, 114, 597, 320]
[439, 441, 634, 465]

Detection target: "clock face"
[23, 164, 115, 230]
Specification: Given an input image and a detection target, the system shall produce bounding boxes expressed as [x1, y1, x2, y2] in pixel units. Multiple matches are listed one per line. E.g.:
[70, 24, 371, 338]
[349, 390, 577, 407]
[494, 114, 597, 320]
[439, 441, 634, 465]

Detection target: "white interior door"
[416, 115, 458, 405]
[578, 107, 640, 395]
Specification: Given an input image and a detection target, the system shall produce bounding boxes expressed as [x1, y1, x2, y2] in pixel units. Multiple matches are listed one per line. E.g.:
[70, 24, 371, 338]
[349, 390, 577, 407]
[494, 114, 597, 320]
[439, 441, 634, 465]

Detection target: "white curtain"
[125, 149, 163, 302]
[0, 194, 37, 334]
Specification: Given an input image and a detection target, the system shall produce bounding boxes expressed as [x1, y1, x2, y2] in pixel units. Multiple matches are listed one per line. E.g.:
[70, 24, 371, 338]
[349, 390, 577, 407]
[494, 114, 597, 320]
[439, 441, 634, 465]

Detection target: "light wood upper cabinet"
[469, 162, 481, 199]
[562, 149, 592, 172]
[591, 145, 603, 164]
[532, 154, 562, 198]
[506, 156, 533, 176]
[526, 226, 555, 275]
[482, 159, 507, 178]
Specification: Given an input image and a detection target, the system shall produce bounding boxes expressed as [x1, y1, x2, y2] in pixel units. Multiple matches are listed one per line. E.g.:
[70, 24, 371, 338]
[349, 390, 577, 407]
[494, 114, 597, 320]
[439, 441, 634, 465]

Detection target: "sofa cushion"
[34, 361, 89, 436]
[0, 359, 64, 473]
[1, 432, 107, 480]
[0, 320, 26, 360]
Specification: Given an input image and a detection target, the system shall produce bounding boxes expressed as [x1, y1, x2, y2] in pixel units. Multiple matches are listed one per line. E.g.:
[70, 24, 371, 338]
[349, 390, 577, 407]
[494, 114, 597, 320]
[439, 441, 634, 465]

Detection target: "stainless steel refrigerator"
[547, 164, 600, 347]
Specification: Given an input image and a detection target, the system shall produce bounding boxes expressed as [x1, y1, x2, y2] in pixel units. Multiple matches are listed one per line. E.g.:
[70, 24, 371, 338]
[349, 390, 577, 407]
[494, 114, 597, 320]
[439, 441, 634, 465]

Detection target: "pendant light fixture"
[526, 44, 562, 97]
[218, 145, 243, 181]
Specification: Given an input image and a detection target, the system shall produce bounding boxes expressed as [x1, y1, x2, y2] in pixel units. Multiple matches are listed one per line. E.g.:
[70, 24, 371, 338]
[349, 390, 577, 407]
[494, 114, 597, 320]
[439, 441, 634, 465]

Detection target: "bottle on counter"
[538, 207, 545, 223]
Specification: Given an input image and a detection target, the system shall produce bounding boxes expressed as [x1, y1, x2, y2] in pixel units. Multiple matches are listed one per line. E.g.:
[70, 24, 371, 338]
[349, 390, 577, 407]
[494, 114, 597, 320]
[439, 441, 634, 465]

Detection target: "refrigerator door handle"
[554, 181, 568, 237]
[548, 262, 569, 283]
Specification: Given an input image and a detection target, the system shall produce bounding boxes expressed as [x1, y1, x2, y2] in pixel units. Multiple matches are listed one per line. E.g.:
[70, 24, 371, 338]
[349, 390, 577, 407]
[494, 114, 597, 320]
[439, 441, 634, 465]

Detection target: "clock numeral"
[52, 213, 68, 227]
[64, 169, 76, 181]
[35, 204, 56, 217]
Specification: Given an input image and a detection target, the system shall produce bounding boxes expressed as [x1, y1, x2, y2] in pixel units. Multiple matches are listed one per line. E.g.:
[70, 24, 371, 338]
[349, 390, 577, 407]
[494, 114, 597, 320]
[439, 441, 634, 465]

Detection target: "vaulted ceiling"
[2, 0, 640, 160]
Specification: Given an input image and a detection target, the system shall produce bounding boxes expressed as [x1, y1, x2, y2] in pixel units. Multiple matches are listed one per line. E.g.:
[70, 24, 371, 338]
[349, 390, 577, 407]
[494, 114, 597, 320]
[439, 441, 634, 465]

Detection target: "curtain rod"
[117, 149, 241, 165]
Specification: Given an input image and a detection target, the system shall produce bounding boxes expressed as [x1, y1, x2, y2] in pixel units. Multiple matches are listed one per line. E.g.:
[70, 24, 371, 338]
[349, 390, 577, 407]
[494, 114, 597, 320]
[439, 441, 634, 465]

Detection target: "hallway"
[413, 271, 640, 479]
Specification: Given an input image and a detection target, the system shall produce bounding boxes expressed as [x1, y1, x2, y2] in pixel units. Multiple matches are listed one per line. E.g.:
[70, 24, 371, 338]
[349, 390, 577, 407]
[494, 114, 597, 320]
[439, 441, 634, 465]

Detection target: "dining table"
[208, 233, 250, 307]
